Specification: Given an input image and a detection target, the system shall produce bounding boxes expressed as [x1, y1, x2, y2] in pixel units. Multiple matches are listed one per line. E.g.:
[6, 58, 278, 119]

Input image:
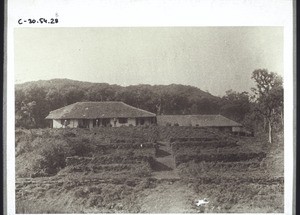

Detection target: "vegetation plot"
[15, 126, 283, 213]
[175, 132, 284, 213]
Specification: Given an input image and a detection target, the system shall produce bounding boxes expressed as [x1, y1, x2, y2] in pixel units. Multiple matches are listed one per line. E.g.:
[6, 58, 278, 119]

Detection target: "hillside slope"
[15, 79, 222, 128]
[15, 78, 216, 100]
[15, 127, 283, 213]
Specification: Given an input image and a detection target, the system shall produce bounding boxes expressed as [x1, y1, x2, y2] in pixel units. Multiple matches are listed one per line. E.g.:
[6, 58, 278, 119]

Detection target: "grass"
[16, 176, 157, 213]
[15, 127, 284, 213]
[190, 182, 283, 213]
[15, 127, 160, 213]
[176, 131, 284, 213]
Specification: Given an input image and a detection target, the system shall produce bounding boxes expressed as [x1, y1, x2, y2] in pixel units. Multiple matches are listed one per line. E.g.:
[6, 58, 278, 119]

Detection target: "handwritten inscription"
[18, 17, 59, 25]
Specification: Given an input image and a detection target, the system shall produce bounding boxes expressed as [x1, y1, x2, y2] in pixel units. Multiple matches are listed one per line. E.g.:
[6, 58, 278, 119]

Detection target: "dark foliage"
[15, 79, 253, 128]
[15, 71, 282, 132]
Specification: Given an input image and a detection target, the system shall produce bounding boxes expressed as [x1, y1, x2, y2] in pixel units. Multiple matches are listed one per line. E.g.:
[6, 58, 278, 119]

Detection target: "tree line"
[15, 69, 283, 143]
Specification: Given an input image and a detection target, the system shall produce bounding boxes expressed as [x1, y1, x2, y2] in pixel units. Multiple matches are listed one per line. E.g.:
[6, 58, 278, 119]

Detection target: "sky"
[14, 27, 283, 96]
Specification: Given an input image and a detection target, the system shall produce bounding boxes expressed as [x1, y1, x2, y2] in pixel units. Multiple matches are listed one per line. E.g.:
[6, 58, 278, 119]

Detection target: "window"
[118, 118, 128, 124]
[79, 119, 89, 128]
[140, 118, 145, 125]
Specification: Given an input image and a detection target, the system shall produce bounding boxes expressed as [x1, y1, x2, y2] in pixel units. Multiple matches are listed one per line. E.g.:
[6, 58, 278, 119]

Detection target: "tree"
[16, 101, 36, 128]
[220, 90, 251, 122]
[251, 69, 283, 143]
[63, 87, 86, 105]
[17, 85, 49, 128]
[15, 80, 224, 128]
[46, 88, 66, 109]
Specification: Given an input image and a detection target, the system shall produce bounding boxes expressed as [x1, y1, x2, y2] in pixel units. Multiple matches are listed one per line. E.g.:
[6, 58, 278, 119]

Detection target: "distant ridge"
[15, 78, 217, 100]
[15, 78, 225, 128]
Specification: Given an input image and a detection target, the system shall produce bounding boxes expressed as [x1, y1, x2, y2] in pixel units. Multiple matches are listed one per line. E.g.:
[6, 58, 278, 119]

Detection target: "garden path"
[138, 142, 203, 212]
[151, 142, 180, 179]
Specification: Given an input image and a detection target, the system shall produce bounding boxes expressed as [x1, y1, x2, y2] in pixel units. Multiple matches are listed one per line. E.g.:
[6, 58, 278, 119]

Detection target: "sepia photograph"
[13, 27, 285, 213]
[5, 0, 294, 214]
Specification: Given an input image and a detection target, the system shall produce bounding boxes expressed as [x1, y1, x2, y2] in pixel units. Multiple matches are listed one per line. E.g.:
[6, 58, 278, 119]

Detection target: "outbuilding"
[156, 114, 242, 132]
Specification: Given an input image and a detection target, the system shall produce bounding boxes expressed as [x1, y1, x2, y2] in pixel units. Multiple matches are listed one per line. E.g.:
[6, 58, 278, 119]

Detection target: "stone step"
[154, 141, 176, 171]
[156, 156, 176, 169]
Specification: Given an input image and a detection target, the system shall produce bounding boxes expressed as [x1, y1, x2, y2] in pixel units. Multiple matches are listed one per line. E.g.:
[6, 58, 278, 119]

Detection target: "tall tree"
[23, 85, 49, 127]
[220, 90, 251, 122]
[16, 101, 36, 128]
[251, 69, 283, 143]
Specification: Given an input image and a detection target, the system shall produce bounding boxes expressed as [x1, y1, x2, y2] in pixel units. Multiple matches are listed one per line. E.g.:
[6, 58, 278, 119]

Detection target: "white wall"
[69, 119, 79, 128]
[127, 118, 136, 126]
[53, 119, 63, 128]
[53, 117, 155, 128]
[110, 117, 137, 127]
[232, 126, 242, 132]
[89, 119, 93, 128]
[52, 119, 79, 128]
[109, 117, 155, 127]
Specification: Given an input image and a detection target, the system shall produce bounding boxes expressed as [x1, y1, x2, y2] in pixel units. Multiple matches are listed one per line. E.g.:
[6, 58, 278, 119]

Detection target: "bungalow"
[156, 114, 242, 132]
[45, 101, 156, 128]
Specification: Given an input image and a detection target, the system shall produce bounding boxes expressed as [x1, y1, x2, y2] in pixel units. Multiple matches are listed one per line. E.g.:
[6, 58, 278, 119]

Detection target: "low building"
[45, 101, 156, 128]
[157, 114, 242, 132]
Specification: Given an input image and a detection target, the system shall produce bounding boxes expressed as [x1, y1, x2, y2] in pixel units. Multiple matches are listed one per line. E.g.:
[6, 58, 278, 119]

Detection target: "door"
[102, 118, 111, 127]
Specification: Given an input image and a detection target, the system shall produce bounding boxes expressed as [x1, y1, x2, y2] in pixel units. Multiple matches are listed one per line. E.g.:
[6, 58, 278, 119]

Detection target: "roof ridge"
[218, 115, 242, 126]
[45, 101, 156, 119]
[121, 102, 156, 116]
[49, 102, 76, 113]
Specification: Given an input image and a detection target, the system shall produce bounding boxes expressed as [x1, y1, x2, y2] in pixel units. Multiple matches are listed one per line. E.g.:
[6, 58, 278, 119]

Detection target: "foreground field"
[15, 126, 283, 213]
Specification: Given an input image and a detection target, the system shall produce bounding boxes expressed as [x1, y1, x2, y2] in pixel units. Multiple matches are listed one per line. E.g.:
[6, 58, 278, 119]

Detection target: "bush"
[68, 140, 95, 157]
[34, 139, 71, 175]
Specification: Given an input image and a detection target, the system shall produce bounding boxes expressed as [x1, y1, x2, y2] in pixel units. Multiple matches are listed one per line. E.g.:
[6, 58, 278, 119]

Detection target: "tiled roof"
[45, 102, 156, 119]
[157, 115, 242, 127]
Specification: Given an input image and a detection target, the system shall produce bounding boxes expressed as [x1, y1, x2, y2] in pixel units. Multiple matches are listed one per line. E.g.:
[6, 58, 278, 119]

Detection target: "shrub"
[68, 140, 95, 157]
[33, 140, 71, 175]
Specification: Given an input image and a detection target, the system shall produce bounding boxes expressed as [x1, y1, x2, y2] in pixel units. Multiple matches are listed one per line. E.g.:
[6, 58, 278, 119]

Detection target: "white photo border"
[6, 0, 294, 214]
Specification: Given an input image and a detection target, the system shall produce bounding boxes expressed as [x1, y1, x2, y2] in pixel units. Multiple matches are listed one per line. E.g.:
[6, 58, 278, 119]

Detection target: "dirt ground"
[139, 180, 201, 213]
[138, 141, 201, 213]
[15, 129, 284, 213]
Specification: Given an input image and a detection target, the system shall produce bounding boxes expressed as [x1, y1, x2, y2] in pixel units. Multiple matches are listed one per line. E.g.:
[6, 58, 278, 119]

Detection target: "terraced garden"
[15, 126, 284, 213]
[173, 133, 284, 213]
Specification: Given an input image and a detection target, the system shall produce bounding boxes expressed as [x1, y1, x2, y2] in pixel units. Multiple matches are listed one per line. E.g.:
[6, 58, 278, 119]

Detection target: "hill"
[15, 79, 224, 128]
[15, 79, 216, 100]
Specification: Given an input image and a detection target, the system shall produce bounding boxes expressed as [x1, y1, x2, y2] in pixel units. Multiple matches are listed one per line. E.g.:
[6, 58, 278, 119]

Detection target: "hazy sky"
[15, 27, 283, 96]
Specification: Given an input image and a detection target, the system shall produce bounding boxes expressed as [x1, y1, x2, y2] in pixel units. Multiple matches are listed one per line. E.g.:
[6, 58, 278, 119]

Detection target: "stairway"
[152, 142, 180, 180]
[156, 142, 176, 169]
